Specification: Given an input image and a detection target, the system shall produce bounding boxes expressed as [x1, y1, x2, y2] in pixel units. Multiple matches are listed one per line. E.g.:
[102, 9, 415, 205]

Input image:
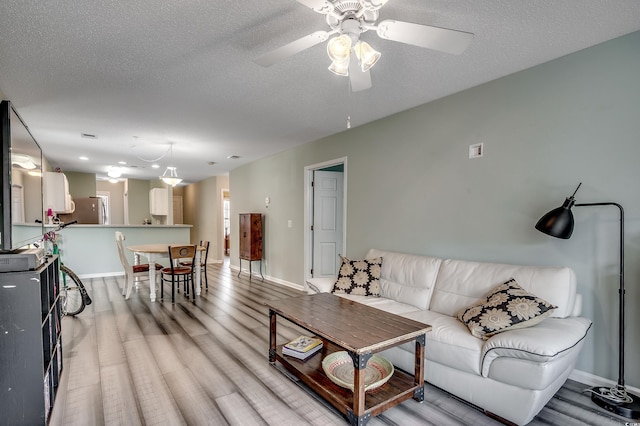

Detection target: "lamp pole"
[535, 185, 639, 418]
[574, 203, 625, 391]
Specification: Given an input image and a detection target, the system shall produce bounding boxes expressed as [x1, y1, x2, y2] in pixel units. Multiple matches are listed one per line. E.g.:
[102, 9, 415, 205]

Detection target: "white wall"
[230, 32, 640, 387]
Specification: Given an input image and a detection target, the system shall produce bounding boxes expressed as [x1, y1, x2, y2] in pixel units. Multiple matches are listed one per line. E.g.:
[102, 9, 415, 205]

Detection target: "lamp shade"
[534, 197, 575, 239]
[160, 166, 182, 187]
[328, 59, 349, 76]
[327, 34, 352, 63]
[354, 40, 381, 72]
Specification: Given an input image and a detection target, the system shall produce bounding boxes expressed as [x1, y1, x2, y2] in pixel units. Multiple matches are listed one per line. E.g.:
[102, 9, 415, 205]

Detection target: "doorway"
[173, 195, 183, 224]
[222, 189, 230, 261]
[96, 191, 110, 224]
[304, 157, 347, 281]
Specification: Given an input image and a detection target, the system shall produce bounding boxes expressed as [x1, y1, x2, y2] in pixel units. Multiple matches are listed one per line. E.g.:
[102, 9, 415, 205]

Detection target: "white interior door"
[312, 170, 344, 277]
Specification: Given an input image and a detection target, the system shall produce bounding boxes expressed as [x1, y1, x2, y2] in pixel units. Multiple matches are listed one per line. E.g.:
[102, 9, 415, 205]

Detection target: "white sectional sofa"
[306, 249, 592, 425]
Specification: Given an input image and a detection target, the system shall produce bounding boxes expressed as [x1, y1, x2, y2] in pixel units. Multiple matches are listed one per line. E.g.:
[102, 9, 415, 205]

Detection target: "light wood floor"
[49, 262, 625, 426]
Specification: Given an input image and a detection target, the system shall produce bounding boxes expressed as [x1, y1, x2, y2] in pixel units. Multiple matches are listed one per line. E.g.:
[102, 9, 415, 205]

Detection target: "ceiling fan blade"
[376, 20, 473, 55]
[254, 31, 330, 67]
[348, 58, 372, 92]
[296, 0, 333, 13]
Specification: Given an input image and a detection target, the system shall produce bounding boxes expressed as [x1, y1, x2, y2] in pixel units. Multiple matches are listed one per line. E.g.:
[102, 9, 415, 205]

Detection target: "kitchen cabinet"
[149, 188, 168, 215]
[44, 172, 73, 213]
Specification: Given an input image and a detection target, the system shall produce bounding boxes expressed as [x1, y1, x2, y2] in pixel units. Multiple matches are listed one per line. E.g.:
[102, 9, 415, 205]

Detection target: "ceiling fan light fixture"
[354, 40, 381, 71]
[362, 0, 389, 11]
[327, 34, 352, 63]
[11, 153, 37, 170]
[328, 59, 349, 76]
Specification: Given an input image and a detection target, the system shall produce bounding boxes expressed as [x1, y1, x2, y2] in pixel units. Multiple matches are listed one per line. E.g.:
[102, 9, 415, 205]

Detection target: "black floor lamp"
[535, 183, 640, 419]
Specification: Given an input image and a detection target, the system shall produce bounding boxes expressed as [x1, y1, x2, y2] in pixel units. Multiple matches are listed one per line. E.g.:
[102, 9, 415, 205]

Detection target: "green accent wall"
[230, 32, 640, 387]
[126, 178, 152, 225]
[65, 171, 96, 198]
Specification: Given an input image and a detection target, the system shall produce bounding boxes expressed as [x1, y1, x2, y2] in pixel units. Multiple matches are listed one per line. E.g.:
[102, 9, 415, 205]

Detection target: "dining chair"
[161, 244, 197, 303]
[179, 240, 210, 290]
[114, 231, 162, 299]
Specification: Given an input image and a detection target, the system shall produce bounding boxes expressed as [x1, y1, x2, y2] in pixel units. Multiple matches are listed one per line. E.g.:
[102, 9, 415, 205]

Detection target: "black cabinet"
[0, 256, 62, 425]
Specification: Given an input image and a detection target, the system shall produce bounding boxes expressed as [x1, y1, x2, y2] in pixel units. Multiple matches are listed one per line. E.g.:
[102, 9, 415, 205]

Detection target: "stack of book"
[282, 335, 323, 360]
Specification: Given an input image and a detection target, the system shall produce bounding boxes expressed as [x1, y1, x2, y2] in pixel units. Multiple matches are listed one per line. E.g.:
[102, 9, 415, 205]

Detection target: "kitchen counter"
[45, 224, 193, 228]
[45, 224, 192, 276]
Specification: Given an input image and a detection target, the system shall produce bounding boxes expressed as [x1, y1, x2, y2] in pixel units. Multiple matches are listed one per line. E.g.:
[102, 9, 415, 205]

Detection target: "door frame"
[304, 156, 347, 282]
[221, 187, 230, 260]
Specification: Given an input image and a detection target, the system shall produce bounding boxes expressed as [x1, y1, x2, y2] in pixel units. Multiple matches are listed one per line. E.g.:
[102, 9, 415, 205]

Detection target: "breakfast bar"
[35, 224, 192, 277]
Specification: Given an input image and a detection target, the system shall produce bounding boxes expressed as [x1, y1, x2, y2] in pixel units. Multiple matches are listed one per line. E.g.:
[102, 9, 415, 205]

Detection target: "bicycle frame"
[41, 220, 92, 312]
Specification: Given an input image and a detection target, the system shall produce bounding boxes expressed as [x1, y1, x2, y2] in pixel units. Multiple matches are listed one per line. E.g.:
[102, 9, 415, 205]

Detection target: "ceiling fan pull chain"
[346, 77, 353, 129]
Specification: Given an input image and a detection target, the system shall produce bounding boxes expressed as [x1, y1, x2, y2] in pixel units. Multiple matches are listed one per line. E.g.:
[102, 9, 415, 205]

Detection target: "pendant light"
[160, 143, 182, 186]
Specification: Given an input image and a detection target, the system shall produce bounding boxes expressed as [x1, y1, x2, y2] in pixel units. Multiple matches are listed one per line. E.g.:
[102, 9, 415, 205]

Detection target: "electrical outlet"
[469, 143, 484, 159]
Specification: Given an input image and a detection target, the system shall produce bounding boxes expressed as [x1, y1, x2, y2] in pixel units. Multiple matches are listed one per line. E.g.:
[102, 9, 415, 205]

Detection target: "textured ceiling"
[1, 0, 639, 184]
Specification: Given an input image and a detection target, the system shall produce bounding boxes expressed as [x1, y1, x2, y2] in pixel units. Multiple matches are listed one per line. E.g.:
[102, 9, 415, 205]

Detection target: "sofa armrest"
[571, 294, 583, 317]
[480, 317, 592, 377]
[305, 277, 336, 294]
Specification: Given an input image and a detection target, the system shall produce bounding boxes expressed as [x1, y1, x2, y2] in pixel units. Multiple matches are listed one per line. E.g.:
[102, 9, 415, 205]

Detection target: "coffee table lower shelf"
[273, 340, 421, 423]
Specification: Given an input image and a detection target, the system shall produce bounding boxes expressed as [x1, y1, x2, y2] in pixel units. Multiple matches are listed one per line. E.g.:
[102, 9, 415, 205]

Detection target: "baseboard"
[228, 264, 304, 291]
[77, 271, 124, 279]
[570, 369, 640, 395]
[80, 266, 305, 291]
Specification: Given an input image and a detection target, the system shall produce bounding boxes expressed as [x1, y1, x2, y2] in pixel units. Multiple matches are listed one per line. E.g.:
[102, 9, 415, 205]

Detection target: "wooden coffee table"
[266, 293, 432, 425]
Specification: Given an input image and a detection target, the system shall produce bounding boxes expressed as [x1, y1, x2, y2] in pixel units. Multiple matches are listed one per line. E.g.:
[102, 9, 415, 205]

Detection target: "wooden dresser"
[238, 213, 264, 280]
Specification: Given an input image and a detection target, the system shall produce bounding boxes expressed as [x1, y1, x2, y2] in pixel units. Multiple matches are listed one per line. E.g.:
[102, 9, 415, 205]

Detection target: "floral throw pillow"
[456, 278, 557, 340]
[332, 256, 382, 296]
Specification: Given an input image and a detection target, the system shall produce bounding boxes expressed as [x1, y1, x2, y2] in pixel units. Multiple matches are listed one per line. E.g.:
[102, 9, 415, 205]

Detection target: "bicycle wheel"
[60, 265, 86, 316]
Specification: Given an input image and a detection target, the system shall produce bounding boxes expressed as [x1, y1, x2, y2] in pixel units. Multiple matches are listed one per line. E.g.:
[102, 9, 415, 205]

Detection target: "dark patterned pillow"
[332, 256, 382, 296]
[456, 278, 557, 340]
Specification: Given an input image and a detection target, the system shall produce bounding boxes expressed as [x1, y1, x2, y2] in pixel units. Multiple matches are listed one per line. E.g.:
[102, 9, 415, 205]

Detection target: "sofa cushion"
[456, 278, 557, 340]
[336, 294, 422, 315]
[399, 309, 484, 375]
[366, 249, 442, 310]
[430, 258, 577, 318]
[332, 256, 382, 296]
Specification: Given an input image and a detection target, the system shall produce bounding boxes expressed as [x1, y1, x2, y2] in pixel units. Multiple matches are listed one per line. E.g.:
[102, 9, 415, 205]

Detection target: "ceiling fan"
[254, 0, 473, 91]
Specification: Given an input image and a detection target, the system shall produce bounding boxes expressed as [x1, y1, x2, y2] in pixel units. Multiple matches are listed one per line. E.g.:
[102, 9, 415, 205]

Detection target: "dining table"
[127, 243, 205, 302]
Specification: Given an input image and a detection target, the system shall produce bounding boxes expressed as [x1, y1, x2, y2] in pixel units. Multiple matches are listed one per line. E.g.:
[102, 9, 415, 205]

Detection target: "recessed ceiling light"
[151, 164, 160, 169]
[118, 161, 127, 165]
[227, 155, 240, 159]
[79, 156, 89, 161]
